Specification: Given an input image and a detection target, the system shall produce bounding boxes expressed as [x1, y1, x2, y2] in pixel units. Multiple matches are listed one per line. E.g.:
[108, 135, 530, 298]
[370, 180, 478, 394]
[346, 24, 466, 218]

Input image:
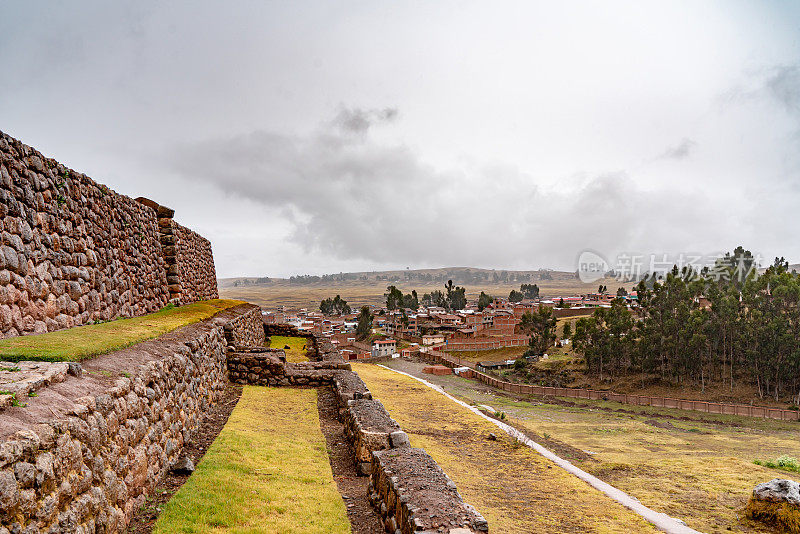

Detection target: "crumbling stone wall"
[0, 130, 218, 338]
[0, 303, 263, 533]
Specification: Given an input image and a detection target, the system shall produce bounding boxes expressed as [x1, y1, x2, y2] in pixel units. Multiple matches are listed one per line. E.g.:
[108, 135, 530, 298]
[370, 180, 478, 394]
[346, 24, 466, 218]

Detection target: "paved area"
[0, 360, 72, 409]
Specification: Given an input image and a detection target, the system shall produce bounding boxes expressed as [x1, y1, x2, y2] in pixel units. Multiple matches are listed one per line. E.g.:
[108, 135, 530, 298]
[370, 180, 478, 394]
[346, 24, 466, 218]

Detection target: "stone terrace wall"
[171, 221, 217, 304]
[0, 130, 218, 339]
[0, 303, 263, 533]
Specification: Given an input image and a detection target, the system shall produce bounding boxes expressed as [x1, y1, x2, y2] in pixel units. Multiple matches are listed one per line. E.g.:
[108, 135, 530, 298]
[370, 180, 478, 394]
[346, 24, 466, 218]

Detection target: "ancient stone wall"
[369, 448, 489, 534]
[230, 325, 488, 534]
[0, 303, 263, 533]
[171, 221, 217, 304]
[223, 306, 264, 348]
[0, 130, 218, 339]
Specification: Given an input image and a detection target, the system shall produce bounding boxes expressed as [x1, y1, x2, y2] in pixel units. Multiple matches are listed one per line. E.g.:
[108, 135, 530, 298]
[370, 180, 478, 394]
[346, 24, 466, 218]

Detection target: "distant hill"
[218, 266, 576, 288]
[218, 267, 635, 310]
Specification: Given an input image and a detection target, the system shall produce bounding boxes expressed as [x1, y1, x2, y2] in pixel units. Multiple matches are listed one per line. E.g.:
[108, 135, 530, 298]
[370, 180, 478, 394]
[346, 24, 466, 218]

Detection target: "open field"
[267, 336, 309, 363]
[377, 359, 800, 533]
[154, 386, 350, 534]
[353, 362, 658, 533]
[0, 299, 244, 362]
[219, 267, 634, 309]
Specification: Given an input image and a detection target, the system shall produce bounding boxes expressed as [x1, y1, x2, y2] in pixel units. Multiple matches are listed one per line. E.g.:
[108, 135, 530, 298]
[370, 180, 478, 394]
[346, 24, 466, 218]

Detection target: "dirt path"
[316, 386, 384, 534]
[127, 383, 243, 533]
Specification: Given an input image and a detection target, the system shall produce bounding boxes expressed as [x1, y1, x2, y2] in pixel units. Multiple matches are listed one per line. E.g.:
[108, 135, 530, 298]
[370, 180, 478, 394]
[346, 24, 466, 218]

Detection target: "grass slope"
[267, 336, 309, 363]
[384, 362, 800, 533]
[154, 386, 349, 534]
[0, 299, 244, 362]
[352, 363, 657, 534]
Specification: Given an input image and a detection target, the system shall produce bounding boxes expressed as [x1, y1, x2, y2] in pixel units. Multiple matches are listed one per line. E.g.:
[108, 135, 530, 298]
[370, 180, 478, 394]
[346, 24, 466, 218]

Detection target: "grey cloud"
[331, 107, 399, 135]
[659, 138, 697, 160]
[724, 64, 800, 117]
[166, 110, 724, 270]
[766, 65, 800, 114]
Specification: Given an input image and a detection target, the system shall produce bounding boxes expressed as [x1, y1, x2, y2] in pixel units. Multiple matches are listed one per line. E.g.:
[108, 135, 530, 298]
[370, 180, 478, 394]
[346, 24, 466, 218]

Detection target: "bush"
[754, 455, 800, 474]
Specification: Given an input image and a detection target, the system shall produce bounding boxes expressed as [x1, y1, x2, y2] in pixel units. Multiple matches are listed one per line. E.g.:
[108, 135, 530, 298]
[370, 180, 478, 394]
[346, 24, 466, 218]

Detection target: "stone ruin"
[0, 310, 489, 533]
[0, 130, 217, 339]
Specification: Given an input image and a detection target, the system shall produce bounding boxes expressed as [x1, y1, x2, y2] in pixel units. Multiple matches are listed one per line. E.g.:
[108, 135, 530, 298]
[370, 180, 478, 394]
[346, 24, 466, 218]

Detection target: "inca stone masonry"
[0, 131, 217, 339]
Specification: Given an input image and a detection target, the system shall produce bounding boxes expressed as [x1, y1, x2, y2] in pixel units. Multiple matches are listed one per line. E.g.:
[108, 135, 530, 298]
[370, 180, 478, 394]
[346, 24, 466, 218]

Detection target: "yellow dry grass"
[745, 499, 800, 533]
[439, 379, 800, 533]
[352, 363, 658, 533]
[154, 387, 349, 534]
[219, 275, 632, 310]
[267, 336, 309, 363]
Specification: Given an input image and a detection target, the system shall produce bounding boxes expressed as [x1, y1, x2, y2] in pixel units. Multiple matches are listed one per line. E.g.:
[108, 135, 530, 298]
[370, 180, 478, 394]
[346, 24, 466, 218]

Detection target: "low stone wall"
[262, 323, 315, 339]
[224, 307, 265, 348]
[369, 448, 489, 534]
[226, 349, 351, 387]
[231, 324, 490, 533]
[0, 303, 263, 533]
[332, 371, 371, 417]
[343, 398, 407, 475]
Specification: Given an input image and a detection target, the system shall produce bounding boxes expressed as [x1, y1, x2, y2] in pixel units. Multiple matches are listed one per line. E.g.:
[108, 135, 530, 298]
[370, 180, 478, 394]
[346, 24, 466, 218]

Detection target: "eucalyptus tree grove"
[574, 248, 800, 403]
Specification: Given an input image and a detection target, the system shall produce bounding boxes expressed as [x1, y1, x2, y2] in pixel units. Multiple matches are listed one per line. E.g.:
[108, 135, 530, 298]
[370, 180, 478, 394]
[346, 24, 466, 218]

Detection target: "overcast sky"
[2, 1, 799, 277]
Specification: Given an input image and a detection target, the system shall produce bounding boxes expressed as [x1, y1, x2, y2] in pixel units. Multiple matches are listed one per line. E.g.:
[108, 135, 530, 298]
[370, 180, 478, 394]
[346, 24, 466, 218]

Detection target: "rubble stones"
[170, 456, 195, 475]
[752, 478, 800, 506]
[747, 478, 800, 532]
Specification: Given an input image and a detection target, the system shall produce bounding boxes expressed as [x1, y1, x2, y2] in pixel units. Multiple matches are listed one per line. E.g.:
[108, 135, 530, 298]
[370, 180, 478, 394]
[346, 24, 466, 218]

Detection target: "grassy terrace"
[268, 335, 309, 363]
[0, 299, 244, 362]
[154, 386, 349, 534]
[353, 362, 657, 533]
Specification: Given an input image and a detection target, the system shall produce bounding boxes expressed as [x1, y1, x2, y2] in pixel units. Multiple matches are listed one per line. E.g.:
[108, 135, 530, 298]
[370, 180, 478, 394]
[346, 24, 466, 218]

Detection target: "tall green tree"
[385, 285, 403, 311]
[520, 283, 539, 299]
[477, 291, 494, 311]
[320, 295, 351, 315]
[355, 306, 373, 340]
[519, 306, 557, 355]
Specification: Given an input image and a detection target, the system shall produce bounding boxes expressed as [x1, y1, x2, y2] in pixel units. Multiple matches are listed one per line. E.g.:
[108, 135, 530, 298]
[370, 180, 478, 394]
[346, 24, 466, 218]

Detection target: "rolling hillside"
[218, 267, 636, 309]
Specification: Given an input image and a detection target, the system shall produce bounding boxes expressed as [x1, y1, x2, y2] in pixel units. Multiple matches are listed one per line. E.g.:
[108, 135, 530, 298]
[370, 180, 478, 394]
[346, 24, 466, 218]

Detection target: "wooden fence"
[443, 335, 530, 351]
[422, 350, 799, 422]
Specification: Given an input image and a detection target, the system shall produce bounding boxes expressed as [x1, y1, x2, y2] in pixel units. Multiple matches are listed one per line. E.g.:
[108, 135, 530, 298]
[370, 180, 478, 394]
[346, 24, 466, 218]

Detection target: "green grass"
[268, 336, 309, 363]
[754, 455, 800, 474]
[154, 386, 350, 534]
[0, 299, 244, 362]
